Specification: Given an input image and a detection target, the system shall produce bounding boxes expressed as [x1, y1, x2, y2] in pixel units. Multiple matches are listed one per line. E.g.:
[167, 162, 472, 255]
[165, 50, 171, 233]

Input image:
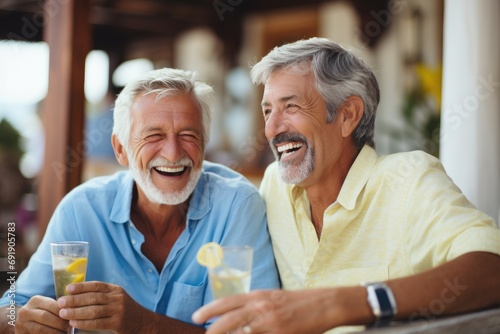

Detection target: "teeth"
[277, 143, 303, 153]
[155, 166, 185, 173]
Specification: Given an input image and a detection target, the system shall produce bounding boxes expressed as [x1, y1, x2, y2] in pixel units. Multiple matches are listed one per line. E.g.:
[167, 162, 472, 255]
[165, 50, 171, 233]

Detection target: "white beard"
[128, 155, 202, 205]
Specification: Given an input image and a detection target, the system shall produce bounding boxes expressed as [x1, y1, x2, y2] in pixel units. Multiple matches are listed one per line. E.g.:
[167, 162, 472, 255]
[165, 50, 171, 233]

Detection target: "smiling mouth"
[277, 143, 303, 159]
[153, 166, 188, 177]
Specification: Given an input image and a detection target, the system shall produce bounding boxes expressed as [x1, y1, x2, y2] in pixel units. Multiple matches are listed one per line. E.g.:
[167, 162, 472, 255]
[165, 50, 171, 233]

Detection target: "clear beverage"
[207, 246, 253, 299]
[52, 255, 88, 299]
[209, 268, 251, 299]
[50, 241, 89, 334]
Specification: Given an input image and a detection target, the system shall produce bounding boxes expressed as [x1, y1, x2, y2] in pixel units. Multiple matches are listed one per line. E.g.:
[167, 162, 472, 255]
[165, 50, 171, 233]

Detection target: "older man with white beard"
[0, 68, 280, 334]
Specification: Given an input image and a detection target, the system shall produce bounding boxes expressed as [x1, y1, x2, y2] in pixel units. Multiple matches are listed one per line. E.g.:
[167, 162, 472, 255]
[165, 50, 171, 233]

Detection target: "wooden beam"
[37, 0, 90, 235]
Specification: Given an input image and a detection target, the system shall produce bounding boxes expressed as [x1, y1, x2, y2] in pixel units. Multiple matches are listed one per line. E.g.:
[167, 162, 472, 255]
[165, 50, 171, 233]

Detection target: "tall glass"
[51, 241, 89, 334]
[208, 246, 253, 299]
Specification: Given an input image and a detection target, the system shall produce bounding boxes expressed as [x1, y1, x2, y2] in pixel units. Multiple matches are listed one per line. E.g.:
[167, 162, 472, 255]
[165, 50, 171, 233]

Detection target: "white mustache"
[147, 156, 193, 169]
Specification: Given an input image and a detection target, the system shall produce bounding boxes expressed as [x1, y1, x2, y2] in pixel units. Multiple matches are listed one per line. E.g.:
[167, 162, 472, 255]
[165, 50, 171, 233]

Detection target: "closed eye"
[179, 132, 201, 142]
[145, 134, 163, 141]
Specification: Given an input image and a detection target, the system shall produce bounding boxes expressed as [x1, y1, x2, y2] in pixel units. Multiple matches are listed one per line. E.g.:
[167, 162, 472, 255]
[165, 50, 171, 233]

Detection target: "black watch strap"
[362, 282, 398, 327]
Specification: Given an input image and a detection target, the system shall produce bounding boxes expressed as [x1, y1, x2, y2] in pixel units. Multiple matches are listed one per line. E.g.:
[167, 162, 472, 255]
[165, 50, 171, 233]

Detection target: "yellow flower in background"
[415, 64, 442, 109]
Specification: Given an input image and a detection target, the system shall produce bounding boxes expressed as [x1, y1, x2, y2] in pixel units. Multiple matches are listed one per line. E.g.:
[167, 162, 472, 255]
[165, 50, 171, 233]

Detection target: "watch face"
[374, 287, 394, 318]
[364, 283, 397, 326]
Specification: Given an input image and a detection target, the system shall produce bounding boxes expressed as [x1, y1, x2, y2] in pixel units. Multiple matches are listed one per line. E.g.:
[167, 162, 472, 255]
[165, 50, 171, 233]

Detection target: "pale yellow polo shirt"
[260, 146, 500, 332]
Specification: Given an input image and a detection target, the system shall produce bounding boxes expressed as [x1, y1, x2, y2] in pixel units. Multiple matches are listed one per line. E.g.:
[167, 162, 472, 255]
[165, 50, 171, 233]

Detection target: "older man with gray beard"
[193, 38, 500, 334]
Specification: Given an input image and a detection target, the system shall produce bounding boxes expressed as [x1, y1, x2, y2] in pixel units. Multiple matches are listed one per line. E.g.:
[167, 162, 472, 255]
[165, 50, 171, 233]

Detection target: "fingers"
[16, 296, 69, 333]
[57, 282, 117, 326]
[191, 290, 282, 324]
[56, 283, 135, 332]
[58, 281, 122, 309]
[57, 285, 126, 319]
[193, 293, 257, 324]
[65, 280, 113, 294]
[193, 290, 284, 324]
[204, 298, 278, 334]
[59, 304, 117, 330]
[18, 307, 69, 333]
[192, 290, 284, 334]
[225, 325, 254, 334]
[60, 304, 112, 320]
[27, 295, 61, 315]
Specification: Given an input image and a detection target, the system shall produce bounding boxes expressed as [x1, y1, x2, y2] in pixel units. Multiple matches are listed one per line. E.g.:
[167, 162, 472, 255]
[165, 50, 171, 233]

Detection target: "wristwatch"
[362, 282, 398, 327]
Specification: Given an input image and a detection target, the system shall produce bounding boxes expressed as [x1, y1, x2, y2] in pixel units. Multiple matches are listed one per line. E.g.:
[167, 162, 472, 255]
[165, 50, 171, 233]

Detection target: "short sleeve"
[404, 161, 500, 273]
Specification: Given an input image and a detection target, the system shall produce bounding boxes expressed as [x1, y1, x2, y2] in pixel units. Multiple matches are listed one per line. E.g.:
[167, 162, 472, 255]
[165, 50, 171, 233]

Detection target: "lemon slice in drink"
[66, 258, 88, 274]
[72, 273, 85, 283]
[197, 242, 223, 268]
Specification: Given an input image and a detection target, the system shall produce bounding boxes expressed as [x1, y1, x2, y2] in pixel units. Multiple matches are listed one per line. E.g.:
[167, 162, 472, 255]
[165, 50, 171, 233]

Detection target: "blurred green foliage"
[387, 64, 442, 157]
[0, 118, 24, 158]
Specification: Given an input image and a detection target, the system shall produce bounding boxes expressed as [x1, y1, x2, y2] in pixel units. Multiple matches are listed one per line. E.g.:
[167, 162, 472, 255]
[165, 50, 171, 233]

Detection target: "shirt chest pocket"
[334, 266, 389, 287]
[166, 281, 206, 324]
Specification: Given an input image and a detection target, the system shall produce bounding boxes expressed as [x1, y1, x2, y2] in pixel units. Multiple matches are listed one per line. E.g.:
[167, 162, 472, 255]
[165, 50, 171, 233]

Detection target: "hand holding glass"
[50, 241, 89, 334]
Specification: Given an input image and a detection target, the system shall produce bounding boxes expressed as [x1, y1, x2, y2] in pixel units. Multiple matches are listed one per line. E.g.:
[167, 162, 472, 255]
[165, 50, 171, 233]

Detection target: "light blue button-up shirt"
[0, 161, 280, 326]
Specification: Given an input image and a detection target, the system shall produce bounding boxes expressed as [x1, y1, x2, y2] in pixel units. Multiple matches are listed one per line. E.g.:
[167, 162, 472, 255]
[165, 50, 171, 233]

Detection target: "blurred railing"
[364, 307, 500, 334]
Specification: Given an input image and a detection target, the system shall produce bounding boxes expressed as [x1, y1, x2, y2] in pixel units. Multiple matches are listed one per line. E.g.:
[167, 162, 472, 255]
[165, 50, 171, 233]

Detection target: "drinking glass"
[51, 241, 89, 334]
[207, 246, 253, 299]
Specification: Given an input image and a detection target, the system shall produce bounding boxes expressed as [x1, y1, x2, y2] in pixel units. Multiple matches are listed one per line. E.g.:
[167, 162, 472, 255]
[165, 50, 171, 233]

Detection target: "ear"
[111, 134, 129, 166]
[338, 96, 364, 138]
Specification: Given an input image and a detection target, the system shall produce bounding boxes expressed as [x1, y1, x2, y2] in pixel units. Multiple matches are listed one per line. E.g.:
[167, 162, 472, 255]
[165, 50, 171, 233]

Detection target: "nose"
[265, 109, 288, 140]
[160, 135, 183, 162]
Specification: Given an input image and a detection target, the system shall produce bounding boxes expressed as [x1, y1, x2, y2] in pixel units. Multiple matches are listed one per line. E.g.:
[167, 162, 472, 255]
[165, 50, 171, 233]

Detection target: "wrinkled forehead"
[263, 69, 316, 101]
[263, 60, 312, 82]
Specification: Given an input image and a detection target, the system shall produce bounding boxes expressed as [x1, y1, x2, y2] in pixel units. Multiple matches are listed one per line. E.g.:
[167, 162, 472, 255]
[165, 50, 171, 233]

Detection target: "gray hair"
[113, 68, 213, 149]
[250, 37, 379, 149]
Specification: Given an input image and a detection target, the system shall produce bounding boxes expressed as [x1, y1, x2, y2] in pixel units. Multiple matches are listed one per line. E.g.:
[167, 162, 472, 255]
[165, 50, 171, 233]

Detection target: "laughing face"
[262, 69, 345, 187]
[269, 132, 314, 184]
[119, 92, 204, 205]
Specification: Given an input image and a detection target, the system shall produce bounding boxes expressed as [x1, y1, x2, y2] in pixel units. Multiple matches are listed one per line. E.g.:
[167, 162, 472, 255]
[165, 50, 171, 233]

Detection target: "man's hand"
[193, 253, 500, 334]
[192, 288, 369, 334]
[15, 295, 70, 333]
[57, 281, 156, 333]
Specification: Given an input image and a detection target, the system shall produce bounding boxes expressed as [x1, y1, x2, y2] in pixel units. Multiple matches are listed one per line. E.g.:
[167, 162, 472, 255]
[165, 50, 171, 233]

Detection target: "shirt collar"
[337, 145, 377, 210]
[289, 145, 377, 210]
[110, 171, 134, 223]
[185, 171, 210, 221]
[108, 169, 211, 224]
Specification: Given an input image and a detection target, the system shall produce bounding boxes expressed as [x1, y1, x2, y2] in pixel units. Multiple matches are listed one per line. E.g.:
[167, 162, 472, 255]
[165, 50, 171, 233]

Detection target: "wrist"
[324, 286, 376, 327]
[136, 308, 161, 334]
[362, 282, 398, 327]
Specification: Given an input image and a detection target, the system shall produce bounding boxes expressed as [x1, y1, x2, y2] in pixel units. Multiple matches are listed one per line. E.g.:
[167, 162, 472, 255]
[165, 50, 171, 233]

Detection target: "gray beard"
[277, 146, 314, 184]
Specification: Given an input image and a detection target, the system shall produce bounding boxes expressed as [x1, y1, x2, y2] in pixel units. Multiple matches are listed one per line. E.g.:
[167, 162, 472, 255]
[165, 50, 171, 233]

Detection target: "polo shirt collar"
[289, 145, 377, 210]
[337, 145, 377, 210]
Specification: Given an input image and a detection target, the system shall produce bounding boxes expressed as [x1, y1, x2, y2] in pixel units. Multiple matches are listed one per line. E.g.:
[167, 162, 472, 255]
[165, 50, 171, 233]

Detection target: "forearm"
[193, 253, 500, 333]
[0, 305, 18, 334]
[330, 252, 500, 328]
[389, 252, 500, 321]
[323, 286, 375, 327]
